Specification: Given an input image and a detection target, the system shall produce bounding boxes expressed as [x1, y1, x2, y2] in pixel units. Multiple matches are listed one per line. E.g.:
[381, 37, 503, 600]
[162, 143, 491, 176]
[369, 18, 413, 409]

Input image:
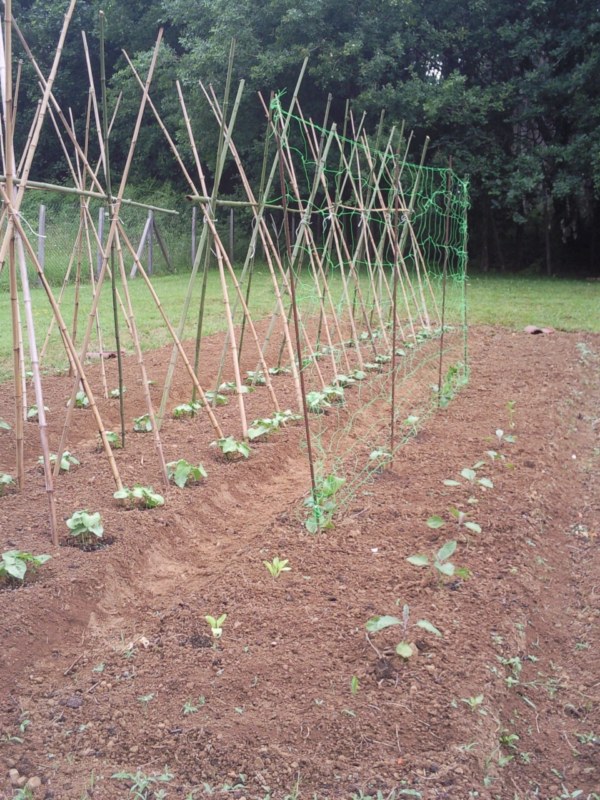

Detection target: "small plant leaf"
[436, 561, 456, 577]
[366, 615, 401, 633]
[465, 521, 482, 534]
[436, 540, 457, 562]
[478, 477, 494, 489]
[396, 641, 414, 659]
[407, 554, 429, 567]
[443, 479, 461, 486]
[426, 515, 445, 529]
[461, 468, 476, 482]
[416, 619, 443, 637]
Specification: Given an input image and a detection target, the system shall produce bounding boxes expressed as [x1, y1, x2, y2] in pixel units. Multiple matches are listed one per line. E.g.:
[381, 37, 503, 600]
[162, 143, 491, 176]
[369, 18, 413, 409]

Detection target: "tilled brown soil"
[0, 326, 599, 800]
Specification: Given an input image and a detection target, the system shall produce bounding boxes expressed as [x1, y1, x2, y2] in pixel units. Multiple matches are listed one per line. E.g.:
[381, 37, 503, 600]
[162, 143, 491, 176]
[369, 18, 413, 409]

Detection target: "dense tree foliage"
[10, 0, 600, 274]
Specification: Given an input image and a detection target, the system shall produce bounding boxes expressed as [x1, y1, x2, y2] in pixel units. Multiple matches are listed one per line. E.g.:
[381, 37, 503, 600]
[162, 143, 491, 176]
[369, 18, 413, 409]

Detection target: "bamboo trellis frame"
[0, 10, 467, 542]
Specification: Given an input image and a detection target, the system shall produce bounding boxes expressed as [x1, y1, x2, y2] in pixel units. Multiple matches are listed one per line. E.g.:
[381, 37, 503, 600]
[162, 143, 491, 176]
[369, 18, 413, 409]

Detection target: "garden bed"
[0, 326, 599, 799]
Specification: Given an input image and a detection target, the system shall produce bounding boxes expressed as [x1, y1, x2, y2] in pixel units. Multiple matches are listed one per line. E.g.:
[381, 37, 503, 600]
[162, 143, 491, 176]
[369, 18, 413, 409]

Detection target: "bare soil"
[0, 326, 599, 800]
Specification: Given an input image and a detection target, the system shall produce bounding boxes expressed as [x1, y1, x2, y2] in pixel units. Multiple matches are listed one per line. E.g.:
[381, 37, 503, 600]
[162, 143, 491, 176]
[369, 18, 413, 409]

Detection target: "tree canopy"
[10, 0, 600, 274]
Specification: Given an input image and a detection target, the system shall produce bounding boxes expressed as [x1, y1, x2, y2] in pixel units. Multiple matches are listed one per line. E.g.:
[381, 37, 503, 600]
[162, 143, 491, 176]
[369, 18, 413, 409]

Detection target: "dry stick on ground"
[113, 227, 169, 487]
[116, 222, 224, 439]
[54, 30, 165, 477]
[199, 88, 305, 411]
[1, 184, 124, 495]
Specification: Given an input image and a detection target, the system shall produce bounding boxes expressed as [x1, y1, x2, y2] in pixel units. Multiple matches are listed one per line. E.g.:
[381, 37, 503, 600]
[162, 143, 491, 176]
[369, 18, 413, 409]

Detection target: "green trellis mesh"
[258, 102, 470, 518]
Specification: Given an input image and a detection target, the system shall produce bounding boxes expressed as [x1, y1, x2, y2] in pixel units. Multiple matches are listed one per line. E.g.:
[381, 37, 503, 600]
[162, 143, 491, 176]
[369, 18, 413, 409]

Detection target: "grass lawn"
[0, 269, 598, 382]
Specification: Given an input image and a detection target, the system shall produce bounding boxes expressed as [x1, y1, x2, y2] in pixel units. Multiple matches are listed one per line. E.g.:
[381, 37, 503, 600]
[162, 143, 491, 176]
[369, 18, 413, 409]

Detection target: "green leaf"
[436, 561, 455, 577]
[426, 515, 445, 529]
[461, 468, 476, 482]
[174, 461, 190, 489]
[1, 552, 27, 581]
[436, 540, 457, 562]
[366, 615, 401, 633]
[416, 620, 443, 637]
[465, 522, 482, 534]
[0, 419, 11, 431]
[305, 515, 319, 534]
[396, 641, 413, 659]
[478, 477, 494, 489]
[407, 554, 429, 567]
[443, 479, 461, 486]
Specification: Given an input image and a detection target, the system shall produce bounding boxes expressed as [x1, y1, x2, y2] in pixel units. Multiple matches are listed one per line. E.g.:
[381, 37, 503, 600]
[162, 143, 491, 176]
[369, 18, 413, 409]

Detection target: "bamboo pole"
[114, 227, 169, 487]
[0, 184, 124, 491]
[116, 221, 224, 439]
[2, 0, 24, 488]
[437, 157, 453, 405]
[99, 10, 125, 447]
[198, 88, 304, 411]
[55, 30, 165, 472]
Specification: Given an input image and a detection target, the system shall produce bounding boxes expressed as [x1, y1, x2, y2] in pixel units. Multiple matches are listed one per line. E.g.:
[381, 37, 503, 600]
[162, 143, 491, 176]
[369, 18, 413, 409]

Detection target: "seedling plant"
[100, 431, 122, 449]
[66, 510, 104, 547]
[264, 556, 291, 578]
[0, 418, 11, 431]
[172, 401, 202, 419]
[304, 474, 345, 533]
[111, 767, 174, 799]
[0, 550, 51, 583]
[0, 473, 15, 495]
[205, 613, 227, 639]
[366, 603, 442, 660]
[114, 485, 165, 509]
[74, 391, 89, 409]
[166, 460, 208, 488]
[214, 436, 251, 459]
[407, 539, 470, 580]
[26, 405, 49, 421]
[39, 451, 80, 472]
[133, 414, 153, 432]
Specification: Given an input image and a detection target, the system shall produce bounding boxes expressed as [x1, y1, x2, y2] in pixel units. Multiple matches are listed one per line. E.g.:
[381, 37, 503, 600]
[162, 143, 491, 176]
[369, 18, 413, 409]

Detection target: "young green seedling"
[333, 374, 356, 388]
[166, 460, 208, 488]
[74, 391, 89, 409]
[114, 485, 165, 509]
[0, 418, 11, 431]
[246, 370, 266, 386]
[0, 551, 51, 582]
[0, 473, 15, 495]
[101, 431, 122, 450]
[366, 603, 442, 660]
[461, 694, 485, 712]
[109, 386, 126, 398]
[205, 614, 227, 639]
[218, 381, 252, 394]
[407, 539, 470, 580]
[133, 414, 153, 432]
[506, 400, 516, 429]
[172, 401, 202, 419]
[304, 474, 345, 533]
[306, 391, 331, 413]
[66, 510, 104, 547]
[369, 448, 391, 472]
[214, 436, 251, 460]
[449, 506, 482, 534]
[39, 451, 80, 473]
[268, 366, 291, 376]
[263, 556, 291, 578]
[404, 415, 420, 435]
[496, 428, 516, 444]
[26, 405, 49, 421]
[203, 391, 228, 406]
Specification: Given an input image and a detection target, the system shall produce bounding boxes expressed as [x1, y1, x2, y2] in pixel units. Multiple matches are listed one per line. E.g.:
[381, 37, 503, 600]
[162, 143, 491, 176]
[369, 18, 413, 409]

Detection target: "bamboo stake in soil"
[0, 184, 124, 492]
[114, 227, 169, 487]
[437, 157, 453, 406]
[99, 11, 125, 447]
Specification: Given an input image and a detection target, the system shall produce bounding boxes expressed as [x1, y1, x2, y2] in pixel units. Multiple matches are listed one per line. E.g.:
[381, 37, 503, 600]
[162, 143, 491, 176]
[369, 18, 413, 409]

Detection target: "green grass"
[466, 274, 600, 332]
[0, 269, 597, 383]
